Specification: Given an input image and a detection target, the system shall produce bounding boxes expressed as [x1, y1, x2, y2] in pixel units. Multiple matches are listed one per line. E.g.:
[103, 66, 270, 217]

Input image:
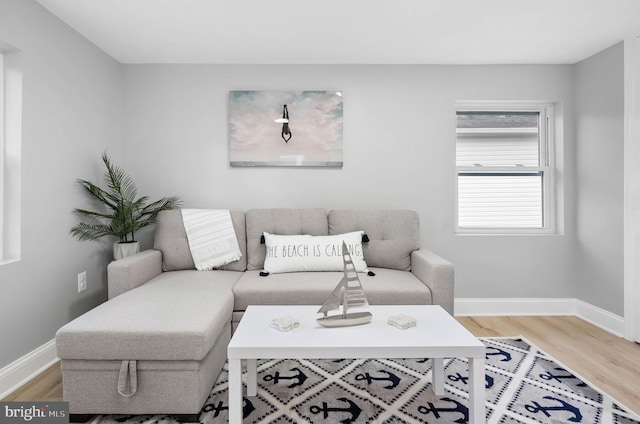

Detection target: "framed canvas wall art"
[229, 91, 343, 167]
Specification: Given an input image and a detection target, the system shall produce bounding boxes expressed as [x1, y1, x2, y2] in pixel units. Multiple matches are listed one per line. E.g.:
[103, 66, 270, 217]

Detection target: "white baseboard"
[455, 297, 576, 317]
[0, 339, 59, 400]
[573, 299, 625, 336]
[455, 297, 625, 336]
[0, 299, 626, 400]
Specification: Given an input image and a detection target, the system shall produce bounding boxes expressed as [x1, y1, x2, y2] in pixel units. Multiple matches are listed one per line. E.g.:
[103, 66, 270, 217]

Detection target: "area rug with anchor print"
[97, 337, 640, 423]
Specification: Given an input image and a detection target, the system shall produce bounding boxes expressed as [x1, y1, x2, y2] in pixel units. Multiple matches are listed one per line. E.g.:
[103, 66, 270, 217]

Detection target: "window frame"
[454, 101, 556, 235]
[0, 51, 4, 258]
[0, 44, 22, 264]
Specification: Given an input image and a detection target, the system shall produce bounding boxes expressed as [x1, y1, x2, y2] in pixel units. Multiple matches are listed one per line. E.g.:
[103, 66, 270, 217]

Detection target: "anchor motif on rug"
[417, 397, 469, 424]
[263, 367, 308, 388]
[355, 370, 401, 389]
[540, 367, 587, 387]
[486, 346, 512, 362]
[201, 397, 255, 418]
[448, 371, 495, 389]
[525, 395, 583, 422]
[309, 397, 362, 424]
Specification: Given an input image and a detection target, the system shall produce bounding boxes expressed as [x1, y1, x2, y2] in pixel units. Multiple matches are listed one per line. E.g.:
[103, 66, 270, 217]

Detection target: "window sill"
[0, 257, 20, 266]
[455, 229, 561, 236]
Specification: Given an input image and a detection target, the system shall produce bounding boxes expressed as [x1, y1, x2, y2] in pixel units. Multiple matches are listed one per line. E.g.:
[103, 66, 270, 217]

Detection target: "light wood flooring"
[3, 316, 640, 417]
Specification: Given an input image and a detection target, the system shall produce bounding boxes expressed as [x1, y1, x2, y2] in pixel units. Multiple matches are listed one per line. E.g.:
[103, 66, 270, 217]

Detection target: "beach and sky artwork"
[229, 91, 343, 167]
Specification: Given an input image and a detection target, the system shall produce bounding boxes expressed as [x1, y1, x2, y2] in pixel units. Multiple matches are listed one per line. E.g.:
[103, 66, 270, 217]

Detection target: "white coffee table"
[227, 305, 486, 423]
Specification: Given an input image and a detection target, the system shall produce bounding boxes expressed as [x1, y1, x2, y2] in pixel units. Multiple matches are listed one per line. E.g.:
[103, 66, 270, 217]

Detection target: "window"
[0, 51, 4, 258]
[455, 102, 555, 234]
[0, 43, 22, 263]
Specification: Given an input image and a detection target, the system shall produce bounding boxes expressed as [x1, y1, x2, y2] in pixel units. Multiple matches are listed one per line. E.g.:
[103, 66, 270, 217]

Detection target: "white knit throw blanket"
[181, 209, 242, 271]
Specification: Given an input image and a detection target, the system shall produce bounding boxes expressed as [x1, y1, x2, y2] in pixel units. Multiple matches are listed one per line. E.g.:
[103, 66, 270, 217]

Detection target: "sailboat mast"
[342, 285, 348, 318]
[342, 242, 351, 318]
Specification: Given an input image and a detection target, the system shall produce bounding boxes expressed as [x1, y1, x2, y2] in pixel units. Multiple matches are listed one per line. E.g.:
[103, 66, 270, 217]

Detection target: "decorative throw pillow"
[262, 231, 368, 274]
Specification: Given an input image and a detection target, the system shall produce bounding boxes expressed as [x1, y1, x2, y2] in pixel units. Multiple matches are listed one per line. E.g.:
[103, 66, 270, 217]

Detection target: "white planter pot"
[113, 241, 140, 260]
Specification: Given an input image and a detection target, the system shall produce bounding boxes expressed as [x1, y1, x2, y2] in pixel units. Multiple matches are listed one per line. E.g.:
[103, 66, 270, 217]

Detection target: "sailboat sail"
[317, 277, 345, 316]
[342, 246, 369, 313]
[317, 241, 372, 327]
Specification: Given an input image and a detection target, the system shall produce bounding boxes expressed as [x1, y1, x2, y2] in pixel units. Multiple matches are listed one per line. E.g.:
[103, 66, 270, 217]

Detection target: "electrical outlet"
[77, 271, 87, 293]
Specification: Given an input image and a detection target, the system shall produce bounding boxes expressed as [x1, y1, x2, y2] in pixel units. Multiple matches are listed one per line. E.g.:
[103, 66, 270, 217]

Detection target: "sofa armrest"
[107, 249, 163, 299]
[410, 249, 454, 315]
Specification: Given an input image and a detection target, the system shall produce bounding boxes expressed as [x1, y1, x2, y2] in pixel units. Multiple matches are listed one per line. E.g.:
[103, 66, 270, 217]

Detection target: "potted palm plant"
[70, 152, 181, 260]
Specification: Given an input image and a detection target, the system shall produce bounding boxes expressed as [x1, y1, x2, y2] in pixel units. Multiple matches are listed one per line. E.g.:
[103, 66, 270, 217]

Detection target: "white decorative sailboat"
[317, 241, 372, 327]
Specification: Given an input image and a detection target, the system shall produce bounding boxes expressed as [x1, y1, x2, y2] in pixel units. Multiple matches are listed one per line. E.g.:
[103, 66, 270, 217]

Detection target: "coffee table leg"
[228, 358, 243, 424]
[432, 358, 444, 395]
[246, 359, 257, 396]
[469, 357, 486, 424]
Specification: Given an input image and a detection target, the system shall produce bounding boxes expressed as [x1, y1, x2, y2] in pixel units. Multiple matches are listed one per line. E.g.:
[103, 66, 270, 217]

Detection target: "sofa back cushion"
[328, 210, 419, 271]
[245, 208, 328, 271]
[154, 209, 247, 272]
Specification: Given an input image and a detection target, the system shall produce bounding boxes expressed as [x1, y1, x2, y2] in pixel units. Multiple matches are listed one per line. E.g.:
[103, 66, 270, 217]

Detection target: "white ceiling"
[34, 0, 640, 65]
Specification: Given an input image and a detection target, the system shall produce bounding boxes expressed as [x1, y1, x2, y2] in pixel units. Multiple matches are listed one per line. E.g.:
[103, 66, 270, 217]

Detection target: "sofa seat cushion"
[232, 269, 432, 311]
[56, 270, 241, 361]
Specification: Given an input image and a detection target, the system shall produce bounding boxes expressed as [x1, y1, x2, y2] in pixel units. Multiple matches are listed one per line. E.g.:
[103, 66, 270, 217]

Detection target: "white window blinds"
[456, 108, 553, 231]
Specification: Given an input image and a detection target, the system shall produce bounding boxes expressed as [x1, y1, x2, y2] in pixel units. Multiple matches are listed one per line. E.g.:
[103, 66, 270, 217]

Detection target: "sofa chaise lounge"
[56, 208, 454, 421]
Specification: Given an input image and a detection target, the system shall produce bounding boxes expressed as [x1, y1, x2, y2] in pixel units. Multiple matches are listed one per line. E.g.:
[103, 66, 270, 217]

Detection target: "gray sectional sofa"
[56, 208, 454, 422]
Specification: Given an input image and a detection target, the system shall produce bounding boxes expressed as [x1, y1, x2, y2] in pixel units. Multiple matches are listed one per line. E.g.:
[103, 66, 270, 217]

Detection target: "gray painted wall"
[0, 0, 627, 372]
[0, 0, 123, 368]
[574, 43, 625, 315]
[122, 64, 577, 302]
